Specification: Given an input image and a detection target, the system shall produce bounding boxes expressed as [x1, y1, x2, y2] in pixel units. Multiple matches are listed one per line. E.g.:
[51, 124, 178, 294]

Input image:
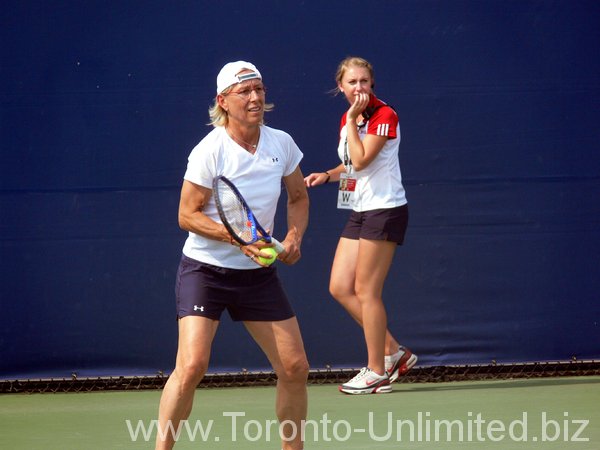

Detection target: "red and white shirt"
[337, 95, 407, 212]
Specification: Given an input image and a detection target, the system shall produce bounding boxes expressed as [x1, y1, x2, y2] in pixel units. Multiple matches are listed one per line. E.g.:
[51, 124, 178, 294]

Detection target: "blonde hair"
[332, 56, 375, 95]
[208, 84, 274, 127]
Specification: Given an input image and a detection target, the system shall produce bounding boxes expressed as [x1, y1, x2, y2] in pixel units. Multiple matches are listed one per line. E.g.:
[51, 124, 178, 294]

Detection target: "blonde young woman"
[304, 57, 417, 394]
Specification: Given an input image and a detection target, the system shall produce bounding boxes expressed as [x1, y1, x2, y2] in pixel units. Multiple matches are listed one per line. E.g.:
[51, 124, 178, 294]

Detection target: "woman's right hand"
[303, 172, 330, 187]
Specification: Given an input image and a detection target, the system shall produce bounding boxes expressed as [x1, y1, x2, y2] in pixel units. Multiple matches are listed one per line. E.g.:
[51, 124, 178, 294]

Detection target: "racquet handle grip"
[270, 238, 285, 254]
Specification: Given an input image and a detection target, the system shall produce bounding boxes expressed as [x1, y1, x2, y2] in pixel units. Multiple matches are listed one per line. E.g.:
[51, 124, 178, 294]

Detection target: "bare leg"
[245, 317, 309, 450]
[329, 237, 398, 374]
[155, 316, 219, 450]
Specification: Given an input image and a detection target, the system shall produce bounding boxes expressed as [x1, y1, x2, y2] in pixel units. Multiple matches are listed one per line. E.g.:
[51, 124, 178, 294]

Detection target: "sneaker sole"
[338, 383, 392, 395]
[388, 353, 418, 383]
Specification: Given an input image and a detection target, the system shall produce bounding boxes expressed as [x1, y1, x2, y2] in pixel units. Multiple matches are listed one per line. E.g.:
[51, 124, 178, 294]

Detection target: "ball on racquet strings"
[257, 247, 278, 266]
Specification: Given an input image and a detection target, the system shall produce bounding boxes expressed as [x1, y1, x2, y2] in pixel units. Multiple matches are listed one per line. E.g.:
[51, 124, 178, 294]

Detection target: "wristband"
[324, 171, 330, 183]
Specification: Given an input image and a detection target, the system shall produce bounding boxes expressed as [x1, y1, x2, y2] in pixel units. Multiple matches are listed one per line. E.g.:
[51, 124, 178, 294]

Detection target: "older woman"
[156, 61, 309, 449]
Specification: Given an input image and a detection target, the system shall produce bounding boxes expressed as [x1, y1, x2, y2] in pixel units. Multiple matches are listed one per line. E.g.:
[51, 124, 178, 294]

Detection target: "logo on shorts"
[194, 305, 204, 312]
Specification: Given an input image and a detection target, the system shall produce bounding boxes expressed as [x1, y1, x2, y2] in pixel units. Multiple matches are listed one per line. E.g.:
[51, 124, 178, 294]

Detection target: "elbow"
[351, 158, 372, 172]
[178, 212, 189, 231]
[288, 193, 310, 219]
[291, 187, 310, 206]
[299, 191, 310, 209]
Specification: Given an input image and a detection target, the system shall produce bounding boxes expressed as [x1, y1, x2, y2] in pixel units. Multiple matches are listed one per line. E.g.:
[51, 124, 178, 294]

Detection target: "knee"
[328, 283, 339, 300]
[277, 355, 309, 384]
[175, 358, 209, 391]
[328, 281, 348, 303]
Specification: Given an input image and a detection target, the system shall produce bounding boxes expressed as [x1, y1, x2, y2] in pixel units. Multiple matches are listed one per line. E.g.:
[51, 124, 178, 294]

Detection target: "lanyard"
[343, 120, 366, 173]
[343, 139, 352, 171]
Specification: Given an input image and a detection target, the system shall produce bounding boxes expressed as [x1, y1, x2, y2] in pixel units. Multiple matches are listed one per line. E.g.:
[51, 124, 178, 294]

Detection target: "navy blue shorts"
[341, 204, 409, 245]
[175, 254, 295, 321]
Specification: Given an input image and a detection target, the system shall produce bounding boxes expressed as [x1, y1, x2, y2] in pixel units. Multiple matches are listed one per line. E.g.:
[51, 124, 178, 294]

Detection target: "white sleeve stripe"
[376, 123, 390, 136]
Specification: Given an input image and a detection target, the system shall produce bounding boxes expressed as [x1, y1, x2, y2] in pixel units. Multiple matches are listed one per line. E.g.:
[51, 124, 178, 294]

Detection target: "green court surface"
[1, 376, 598, 449]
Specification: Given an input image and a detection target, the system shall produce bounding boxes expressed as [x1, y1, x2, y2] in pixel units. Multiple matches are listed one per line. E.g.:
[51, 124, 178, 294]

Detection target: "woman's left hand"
[277, 239, 301, 265]
[347, 92, 370, 122]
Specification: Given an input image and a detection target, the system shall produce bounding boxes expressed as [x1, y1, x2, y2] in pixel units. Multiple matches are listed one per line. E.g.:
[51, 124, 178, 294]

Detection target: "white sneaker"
[339, 367, 392, 394]
[385, 346, 418, 382]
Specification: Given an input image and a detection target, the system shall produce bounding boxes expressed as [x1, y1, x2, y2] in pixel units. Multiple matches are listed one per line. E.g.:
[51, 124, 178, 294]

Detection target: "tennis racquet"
[213, 175, 284, 253]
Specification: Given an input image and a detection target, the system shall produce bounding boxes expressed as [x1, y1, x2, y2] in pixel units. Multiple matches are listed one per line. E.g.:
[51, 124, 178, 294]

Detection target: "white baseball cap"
[216, 61, 262, 94]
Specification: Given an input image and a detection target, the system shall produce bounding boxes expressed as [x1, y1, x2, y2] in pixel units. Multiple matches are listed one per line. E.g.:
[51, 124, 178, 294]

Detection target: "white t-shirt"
[337, 96, 407, 212]
[182, 125, 303, 269]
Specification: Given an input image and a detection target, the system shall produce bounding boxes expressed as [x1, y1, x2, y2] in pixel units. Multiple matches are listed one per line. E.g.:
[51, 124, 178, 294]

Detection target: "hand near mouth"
[347, 92, 370, 122]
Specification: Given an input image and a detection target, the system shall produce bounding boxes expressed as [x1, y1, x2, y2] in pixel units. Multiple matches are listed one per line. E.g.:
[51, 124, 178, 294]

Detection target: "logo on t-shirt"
[376, 123, 390, 136]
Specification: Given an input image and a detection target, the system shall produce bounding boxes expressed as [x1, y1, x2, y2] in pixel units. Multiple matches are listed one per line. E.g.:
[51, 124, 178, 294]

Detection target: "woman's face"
[219, 71, 266, 127]
[338, 65, 373, 104]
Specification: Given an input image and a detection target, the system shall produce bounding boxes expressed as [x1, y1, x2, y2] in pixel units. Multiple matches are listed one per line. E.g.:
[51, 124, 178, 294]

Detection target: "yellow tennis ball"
[257, 247, 278, 266]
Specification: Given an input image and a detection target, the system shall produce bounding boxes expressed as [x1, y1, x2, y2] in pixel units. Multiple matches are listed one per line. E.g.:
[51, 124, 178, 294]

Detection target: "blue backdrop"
[1, 0, 599, 378]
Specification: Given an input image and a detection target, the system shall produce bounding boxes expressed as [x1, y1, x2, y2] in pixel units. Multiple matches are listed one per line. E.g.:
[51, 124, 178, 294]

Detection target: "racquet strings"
[215, 179, 254, 243]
